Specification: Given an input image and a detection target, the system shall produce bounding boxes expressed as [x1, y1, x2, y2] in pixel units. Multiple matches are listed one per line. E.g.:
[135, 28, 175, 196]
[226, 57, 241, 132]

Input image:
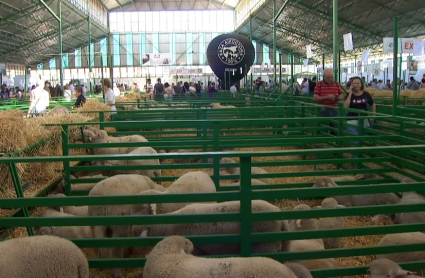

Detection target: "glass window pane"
[124, 13, 131, 32]
[174, 11, 181, 31]
[181, 11, 188, 31]
[152, 12, 160, 32]
[202, 11, 209, 31]
[217, 11, 224, 32]
[146, 12, 152, 32]
[167, 11, 174, 32]
[139, 12, 145, 32]
[110, 12, 116, 22]
[210, 11, 216, 32]
[160, 13, 167, 32]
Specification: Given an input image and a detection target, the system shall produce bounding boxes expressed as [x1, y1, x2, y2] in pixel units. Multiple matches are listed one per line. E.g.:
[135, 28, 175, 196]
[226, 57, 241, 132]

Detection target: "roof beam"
[274, 0, 291, 22]
[38, 0, 60, 21]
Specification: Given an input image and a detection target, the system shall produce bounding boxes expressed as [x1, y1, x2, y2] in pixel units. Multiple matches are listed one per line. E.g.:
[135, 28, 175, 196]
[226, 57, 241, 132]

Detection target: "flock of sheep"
[3, 120, 425, 277]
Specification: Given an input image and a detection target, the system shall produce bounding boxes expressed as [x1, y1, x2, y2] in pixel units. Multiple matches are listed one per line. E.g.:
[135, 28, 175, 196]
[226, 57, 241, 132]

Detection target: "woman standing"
[164, 82, 173, 100]
[104, 78, 116, 113]
[343, 76, 376, 162]
[73, 85, 86, 108]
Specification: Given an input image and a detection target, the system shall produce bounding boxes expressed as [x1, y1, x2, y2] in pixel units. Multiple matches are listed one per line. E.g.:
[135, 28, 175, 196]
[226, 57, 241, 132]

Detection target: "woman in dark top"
[343, 76, 376, 161]
[74, 85, 86, 108]
[183, 82, 190, 97]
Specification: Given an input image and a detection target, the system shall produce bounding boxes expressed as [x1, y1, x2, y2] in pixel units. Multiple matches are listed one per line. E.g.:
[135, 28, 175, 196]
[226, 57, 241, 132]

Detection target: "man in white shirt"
[104, 78, 116, 113]
[28, 79, 50, 116]
[147, 78, 154, 96]
[230, 82, 237, 98]
[378, 80, 386, 90]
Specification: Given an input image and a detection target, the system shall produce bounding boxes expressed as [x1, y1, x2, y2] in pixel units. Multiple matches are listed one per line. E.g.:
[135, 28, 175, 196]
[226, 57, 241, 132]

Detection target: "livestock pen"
[2, 102, 425, 277]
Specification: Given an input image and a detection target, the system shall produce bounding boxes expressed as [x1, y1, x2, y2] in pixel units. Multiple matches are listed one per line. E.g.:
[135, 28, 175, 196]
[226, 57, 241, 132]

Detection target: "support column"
[279, 52, 282, 95]
[338, 51, 341, 82]
[333, 0, 339, 81]
[273, 0, 277, 85]
[24, 67, 28, 99]
[58, 0, 63, 87]
[88, 0, 92, 94]
[108, 34, 113, 85]
[249, 14, 253, 93]
[393, 17, 399, 116]
[290, 52, 294, 99]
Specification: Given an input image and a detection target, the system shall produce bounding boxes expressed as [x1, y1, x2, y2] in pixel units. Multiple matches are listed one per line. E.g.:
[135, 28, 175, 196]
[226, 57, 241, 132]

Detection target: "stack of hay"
[0, 101, 104, 199]
[367, 88, 425, 98]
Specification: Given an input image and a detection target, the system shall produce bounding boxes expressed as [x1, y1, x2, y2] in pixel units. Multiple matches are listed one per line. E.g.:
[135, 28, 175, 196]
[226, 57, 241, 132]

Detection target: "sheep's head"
[36, 226, 53, 235]
[149, 236, 194, 256]
[321, 198, 339, 209]
[313, 177, 338, 188]
[289, 204, 319, 231]
[368, 259, 416, 278]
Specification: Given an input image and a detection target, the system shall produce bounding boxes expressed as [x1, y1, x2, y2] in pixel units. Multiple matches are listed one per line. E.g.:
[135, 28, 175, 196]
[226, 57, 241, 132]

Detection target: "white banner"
[383, 37, 402, 54]
[383, 38, 425, 54]
[169, 68, 203, 75]
[361, 49, 370, 62]
[372, 63, 380, 70]
[343, 33, 353, 51]
[303, 59, 309, 67]
[413, 40, 425, 56]
[142, 53, 172, 65]
[306, 45, 313, 59]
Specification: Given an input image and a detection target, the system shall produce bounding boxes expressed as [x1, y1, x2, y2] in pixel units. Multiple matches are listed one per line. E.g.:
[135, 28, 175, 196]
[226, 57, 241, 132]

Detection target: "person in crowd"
[195, 81, 202, 97]
[407, 76, 420, 90]
[146, 78, 154, 97]
[293, 79, 301, 95]
[385, 79, 392, 90]
[82, 85, 87, 95]
[309, 76, 317, 93]
[372, 79, 378, 89]
[346, 77, 352, 89]
[313, 68, 344, 135]
[164, 82, 174, 100]
[64, 85, 72, 101]
[183, 81, 189, 97]
[255, 77, 262, 93]
[14, 87, 22, 99]
[268, 80, 274, 90]
[28, 85, 36, 101]
[153, 78, 164, 101]
[73, 85, 86, 108]
[421, 74, 425, 89]
[344, 76, 376, 165]
[281, 80, 289, 92]
[104, 78, 116, 113]
[301, 78, 310, 95]
[230, 82, 238, 98]
[56, 84, 64, 97]
[173, 82, 182, 99]
[188, 82, 196, 96]
[209, 82, 217, 97]
[28, 80, 50, 117]
[259, 81, 266, 95]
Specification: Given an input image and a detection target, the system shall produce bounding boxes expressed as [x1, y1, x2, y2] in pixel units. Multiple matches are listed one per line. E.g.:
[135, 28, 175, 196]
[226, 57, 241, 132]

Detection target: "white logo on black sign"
[217, 38, 245, 66]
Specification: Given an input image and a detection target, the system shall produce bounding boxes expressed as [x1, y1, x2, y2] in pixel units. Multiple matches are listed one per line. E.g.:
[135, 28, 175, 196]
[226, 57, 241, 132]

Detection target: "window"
[126, 34, 134, 66]
[75, 48, 82, 68]
[131, 12, 139, 32]
[100, 37, 107, 67]
[113, 34, 120, 67]
[186, 33, 193, 65]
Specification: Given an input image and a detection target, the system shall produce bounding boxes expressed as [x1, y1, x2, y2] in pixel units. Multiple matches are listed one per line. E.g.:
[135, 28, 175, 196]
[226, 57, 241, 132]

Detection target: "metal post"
[24, 67, 28, 99]
[88, 0, 92, 94]
[338, 51, 341, 82]
[333, 0, 339, 81]
[58, 0, 63, 87]
[393, 17, 399, 116]
[249, 14, 253, 94]
[101, 52, 105, 101]
[273, 0, 277, 85]
[108, 34, 114, 85]
[291, 52, 294, 100]
[279, 52, 282, 95]
[322, 54, 325, 71]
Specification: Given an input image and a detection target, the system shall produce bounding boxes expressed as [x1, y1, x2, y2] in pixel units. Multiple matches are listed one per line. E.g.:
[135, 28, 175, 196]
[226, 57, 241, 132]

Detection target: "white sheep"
[211, 103, 236, 109]
[332, 173, 381, 182]
[46, 193, 89, 216]
[37, 225, 92, 239]
[394, 192, 425, 225]
[40, 208, 76, 218]
[143, 236, 298, 278]
[83, 129, 147, 155]
[220, 157, 272, 184]
[377, 232, 425, 263]
[88, 174, 165, 278]
[287, 204, 320, 232]
[316, 198, 345, 249]
[0, 235, 89, 278]
[95, 147, 161, 178]
[283, 204, 336, 270]
[369, 258, 420, 278]
[284, 263, 313, 278]
[283, 238, 337, 270]
[137, 171, 216, 214]
[224, 179, 268, 186]
[313, 177, 400, 207]
[132, 200, 284, 255]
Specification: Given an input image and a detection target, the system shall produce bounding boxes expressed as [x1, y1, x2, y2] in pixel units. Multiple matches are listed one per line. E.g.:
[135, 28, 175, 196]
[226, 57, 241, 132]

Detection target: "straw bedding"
[367, 88, 425, 98]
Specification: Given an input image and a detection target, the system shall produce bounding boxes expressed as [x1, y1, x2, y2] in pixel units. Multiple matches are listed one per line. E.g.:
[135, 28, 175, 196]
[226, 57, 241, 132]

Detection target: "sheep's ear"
[395, 270, 415, 277]
[296, 219, 302, 228]
[59, 207, 64, 213]
[88, 137, 93, 142]
[354, 174, 364, 180]
[151, 204, 157, 215]
[179, 248, 186, 255]
[139, 230, 149, 238]
[327, 183, 333, 187]
[366, 269, 371, 275]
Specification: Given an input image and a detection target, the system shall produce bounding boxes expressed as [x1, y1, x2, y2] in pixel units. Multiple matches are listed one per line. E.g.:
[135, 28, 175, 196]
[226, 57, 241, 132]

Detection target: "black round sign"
[207, 34, 255, 88]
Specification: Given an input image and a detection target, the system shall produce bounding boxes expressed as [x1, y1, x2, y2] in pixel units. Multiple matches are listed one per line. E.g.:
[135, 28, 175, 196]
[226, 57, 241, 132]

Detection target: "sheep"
[40, 208, 76, 218]
[46, 193, 89, 216]
[137, 171, 216, 214]
[284, 263, 313, 278]
[220, 157, 272, 184]
[376, 233, 425, 264]
[83, 129, 147, 155]
[287, 204, 320, 232]
[312, 177, 400, 207]
[316, 198, 345, 249]
[0, 235, 89, 278]
[369, 258, 420, 278]
[332, 173, 382, 182]
[283, 204, 336, 270]
[142, 236, 298, 278]
[36, 219, 92, 239]
[47, 105, 69, 115]
[283, 238, 336, 270]
[394, 192, 425, 225]
[211, 103, 236, 109]
[224, 179, 268, 187]
[88, 174, 165, 278]
[132, 200, 284, 255]
[95, 147, 161, 178]
[53, 174, 106, 194]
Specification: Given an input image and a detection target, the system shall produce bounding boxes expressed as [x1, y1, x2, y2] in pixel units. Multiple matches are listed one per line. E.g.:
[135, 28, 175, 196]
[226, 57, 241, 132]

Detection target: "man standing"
[153, 78, 164, 101]
[230, 82, 238, 98]
[313, 69, 344, 134]
[146, 78, 154, 97]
